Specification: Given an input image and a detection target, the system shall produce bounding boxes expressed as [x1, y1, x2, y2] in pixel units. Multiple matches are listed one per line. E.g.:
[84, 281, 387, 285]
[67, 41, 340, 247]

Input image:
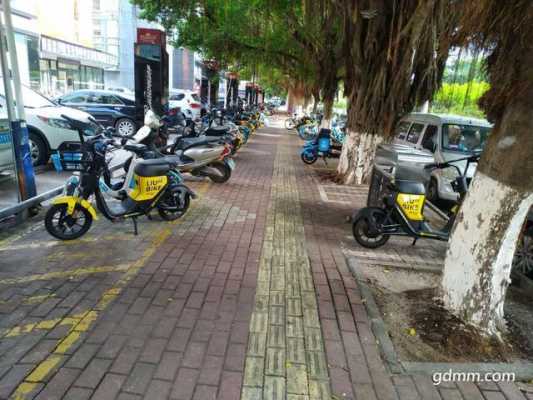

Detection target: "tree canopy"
[134, 0, 344, 115]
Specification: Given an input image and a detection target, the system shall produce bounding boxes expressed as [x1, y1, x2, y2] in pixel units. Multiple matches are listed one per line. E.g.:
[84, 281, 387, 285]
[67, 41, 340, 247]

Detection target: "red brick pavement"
[290, 131, 530, 400]
[0, 122, 531, 400]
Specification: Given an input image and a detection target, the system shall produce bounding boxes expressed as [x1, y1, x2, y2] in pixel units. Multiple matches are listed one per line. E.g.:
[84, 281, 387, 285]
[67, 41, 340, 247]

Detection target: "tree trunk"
[312, 95, 319, 114]
[442, 174, 532, 335]
[441, 44, 533, 335]
[319, 95, 334, 129]
[312, 85, 320, 114]
[336, 129, 382, 184]
[336, 98, 384, 184]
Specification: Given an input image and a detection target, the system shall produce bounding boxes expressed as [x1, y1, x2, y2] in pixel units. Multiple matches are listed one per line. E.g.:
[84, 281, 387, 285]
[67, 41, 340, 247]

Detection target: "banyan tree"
[441, 0, 533, 335]
[335, 0, 457, 184]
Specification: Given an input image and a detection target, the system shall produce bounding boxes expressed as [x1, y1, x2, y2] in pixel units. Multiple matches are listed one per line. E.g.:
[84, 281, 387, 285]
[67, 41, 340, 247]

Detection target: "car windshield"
[0, 81, 55, 108]
[442, 123, 491, 154]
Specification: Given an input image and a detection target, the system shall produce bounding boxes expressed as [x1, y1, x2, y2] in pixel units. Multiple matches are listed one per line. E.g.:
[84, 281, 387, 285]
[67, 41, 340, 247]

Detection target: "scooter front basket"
[52, 142, 92, 172]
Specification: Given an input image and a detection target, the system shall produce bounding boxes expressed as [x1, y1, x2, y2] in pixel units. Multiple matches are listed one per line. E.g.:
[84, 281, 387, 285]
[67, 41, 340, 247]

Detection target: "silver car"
[390, 113, 492, 202]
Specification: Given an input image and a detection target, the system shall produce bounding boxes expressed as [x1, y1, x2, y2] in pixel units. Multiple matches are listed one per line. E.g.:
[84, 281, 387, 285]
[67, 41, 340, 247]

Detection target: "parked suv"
[391, 113, 492, 202]
[55, 89, 137, 136]
[0, 83, 97, 168]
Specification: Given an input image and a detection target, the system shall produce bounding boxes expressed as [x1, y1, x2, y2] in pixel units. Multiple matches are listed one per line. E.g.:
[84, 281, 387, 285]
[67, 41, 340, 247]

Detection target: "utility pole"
[0, 0, 37, 216]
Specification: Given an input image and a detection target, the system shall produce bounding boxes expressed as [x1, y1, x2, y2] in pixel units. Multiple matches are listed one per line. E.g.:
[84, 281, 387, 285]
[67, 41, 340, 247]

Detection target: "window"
[86, 93, 122, 104]
[101, 95, 122, 104]
[442, 124, 491, 153]
[395, 121, 411, 140]
[406, 123, 425, 144]
[421, 125, 438, 150]
[62, 93, 88, 104]
[170, 93, 185, 101]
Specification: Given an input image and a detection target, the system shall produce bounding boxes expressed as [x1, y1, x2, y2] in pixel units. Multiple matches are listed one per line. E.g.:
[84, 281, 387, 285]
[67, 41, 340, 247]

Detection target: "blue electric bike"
[300, 128, 343, 165]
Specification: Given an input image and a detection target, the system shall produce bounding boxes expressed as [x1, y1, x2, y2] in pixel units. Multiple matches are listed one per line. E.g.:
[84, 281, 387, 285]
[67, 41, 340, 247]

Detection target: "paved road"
[0, 120, 529, 399]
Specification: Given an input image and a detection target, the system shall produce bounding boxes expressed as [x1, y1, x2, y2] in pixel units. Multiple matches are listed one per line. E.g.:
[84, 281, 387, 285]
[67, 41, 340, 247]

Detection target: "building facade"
[3, 0, 117, 97]
[5, 0, 225, 101]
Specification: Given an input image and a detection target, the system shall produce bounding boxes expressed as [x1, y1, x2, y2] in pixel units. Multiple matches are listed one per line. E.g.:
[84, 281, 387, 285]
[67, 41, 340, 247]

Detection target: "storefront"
[39, 35, 116, 97]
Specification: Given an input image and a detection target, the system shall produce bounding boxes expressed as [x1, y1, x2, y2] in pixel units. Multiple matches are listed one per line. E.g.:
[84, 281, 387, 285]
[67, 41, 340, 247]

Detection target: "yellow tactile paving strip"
[242, 142, 331, 399]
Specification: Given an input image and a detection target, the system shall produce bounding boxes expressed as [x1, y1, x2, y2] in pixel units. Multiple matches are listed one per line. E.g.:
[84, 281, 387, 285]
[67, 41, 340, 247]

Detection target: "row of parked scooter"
[44, 107, 266, 240]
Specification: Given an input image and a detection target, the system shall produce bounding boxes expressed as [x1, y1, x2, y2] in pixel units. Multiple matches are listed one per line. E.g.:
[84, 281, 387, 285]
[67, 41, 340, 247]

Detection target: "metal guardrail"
[0, 186, 62, 220]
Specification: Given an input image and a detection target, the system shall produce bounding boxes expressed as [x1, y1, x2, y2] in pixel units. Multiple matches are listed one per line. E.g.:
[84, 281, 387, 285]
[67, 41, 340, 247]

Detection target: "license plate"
[225, 158, 236, 170]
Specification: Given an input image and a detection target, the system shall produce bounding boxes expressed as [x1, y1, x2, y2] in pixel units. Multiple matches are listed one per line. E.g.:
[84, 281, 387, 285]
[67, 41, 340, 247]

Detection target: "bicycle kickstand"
[132, 217, 138, 235]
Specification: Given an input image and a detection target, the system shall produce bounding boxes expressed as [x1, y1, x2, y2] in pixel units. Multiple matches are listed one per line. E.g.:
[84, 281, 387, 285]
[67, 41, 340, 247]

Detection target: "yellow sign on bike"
[396, 193, 425, 221]
[131, 175, 168, 201]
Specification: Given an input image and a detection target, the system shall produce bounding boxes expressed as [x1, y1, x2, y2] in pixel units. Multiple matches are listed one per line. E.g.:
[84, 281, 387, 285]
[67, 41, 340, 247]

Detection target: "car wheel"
[29, 132, 48, 166]
[115, 118, 136, 136]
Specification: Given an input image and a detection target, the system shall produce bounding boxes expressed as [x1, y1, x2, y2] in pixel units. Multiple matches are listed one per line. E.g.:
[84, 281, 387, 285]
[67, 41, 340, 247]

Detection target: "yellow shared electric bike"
[45, 115, 195, 240]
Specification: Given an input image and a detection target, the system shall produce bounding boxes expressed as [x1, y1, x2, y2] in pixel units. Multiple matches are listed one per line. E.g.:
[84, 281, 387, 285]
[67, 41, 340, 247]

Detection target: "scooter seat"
[134, 158, 171, 177]
[164, 155, 185, 167]
[175, 137, 221, 151]
[124, 143, 148, 154]
[204, 126, 230, 136]
[395, 180, 426, 195]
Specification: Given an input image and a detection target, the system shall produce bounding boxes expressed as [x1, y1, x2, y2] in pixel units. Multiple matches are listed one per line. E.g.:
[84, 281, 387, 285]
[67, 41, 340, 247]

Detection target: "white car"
[168, 90, 203, 119]
[0, 83, 97, 169]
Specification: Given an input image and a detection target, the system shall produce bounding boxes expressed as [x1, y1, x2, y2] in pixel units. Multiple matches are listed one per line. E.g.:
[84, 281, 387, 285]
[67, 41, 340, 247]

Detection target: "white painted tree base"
[441, 171, 533, 336]
[319, 118, 331, 130]
[337, 130, 382, 184]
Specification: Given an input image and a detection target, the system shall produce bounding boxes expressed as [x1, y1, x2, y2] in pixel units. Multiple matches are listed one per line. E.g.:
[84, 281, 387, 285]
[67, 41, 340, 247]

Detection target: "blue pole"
[1, 1, 36, 200]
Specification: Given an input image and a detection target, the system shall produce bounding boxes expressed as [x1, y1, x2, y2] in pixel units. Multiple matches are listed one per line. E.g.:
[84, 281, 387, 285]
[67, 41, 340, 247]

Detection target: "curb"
[346, 256, 403, 374]
[346, 255, 533, 380]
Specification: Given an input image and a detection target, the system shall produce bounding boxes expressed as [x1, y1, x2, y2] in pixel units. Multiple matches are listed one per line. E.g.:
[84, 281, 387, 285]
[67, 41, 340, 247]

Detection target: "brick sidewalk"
[0, 122, 530, 399]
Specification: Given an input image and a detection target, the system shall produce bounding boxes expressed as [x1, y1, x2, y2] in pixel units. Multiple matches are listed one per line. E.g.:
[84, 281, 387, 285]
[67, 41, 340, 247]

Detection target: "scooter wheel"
[285, 119, 295, 130]
[352, 211, 390, 249]
[301, 153, 318, 165]
[158, 193, 190, 221]
[45, 204, 93, 240]
[208, 162, 231, 183]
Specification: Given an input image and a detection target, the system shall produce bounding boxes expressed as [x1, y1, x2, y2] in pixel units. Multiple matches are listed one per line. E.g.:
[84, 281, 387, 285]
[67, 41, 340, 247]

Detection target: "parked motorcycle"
[293, 113, 322, 140]
[352, 155, 480, 248]
[285, 113, 298, 130]
[300, 128, 342, 165]
[46, 115, 195, 240]
[134, 111, 235, 183]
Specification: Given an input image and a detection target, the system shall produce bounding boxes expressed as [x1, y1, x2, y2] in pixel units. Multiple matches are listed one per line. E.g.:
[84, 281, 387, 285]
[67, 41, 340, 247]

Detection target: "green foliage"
[431, 81, 490, 118]
[132, 0, 342, 107]
[134, 0, 309, 75]
[443, 57, 487, 84]
[334, 97, 347, 110]
[255, 66, 288, 98]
